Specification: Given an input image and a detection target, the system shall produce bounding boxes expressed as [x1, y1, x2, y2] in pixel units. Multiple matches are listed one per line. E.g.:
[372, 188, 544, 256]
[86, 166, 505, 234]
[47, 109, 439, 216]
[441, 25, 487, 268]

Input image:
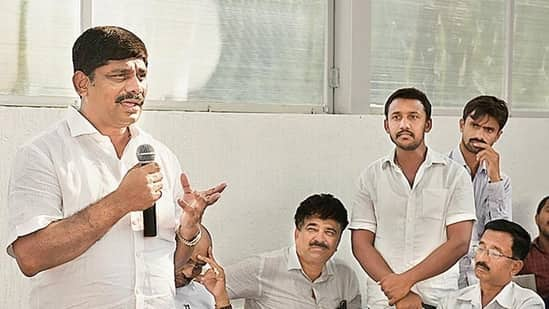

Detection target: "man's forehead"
[303, 217, 340, 229]
[480, 230, 513, 251]
[389, 98, 425, 113]
[467, 113, 499, 128]
[102, 58, 147, 69]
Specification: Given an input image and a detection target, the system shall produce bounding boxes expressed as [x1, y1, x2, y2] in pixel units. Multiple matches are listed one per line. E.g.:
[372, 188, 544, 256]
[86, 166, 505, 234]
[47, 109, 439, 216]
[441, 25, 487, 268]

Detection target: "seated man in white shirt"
[438, 219, 545, 308]
[197, 193, 361, 309]
[175, 225, 215, 309]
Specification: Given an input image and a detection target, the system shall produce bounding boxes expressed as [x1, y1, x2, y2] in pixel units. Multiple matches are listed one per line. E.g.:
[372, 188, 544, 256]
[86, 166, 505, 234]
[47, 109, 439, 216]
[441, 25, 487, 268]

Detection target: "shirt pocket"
[421, 189, 448, 220]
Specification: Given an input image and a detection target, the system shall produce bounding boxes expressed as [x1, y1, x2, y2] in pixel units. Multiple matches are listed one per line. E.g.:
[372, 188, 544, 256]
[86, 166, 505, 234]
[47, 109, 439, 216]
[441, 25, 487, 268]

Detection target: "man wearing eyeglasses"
[438, 219, 544, 308]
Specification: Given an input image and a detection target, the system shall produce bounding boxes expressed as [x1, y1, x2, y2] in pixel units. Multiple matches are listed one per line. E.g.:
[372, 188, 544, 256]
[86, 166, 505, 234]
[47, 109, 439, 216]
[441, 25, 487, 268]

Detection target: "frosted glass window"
[370, 0, 505, 108]
[93, 0, 328, 107]
[512, 0, 549, 112]
[0, 0, 79, 96]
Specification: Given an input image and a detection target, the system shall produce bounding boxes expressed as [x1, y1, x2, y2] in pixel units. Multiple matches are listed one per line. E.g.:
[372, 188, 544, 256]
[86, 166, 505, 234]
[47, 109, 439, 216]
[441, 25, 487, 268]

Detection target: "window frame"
[3, 0, 549, 116]
[0, 0, 333, 114]
[333, 0, 549, 117]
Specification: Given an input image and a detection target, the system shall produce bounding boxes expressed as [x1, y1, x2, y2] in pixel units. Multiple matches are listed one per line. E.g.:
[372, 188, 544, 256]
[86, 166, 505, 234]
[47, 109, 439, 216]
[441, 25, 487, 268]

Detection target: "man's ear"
[384, 119, 389, 134]
[459, 118, 465, 133]
[511, 260, 524, 276]
[424, 118, 432, 133]
[294, 228, 298, 240]
[494, 129, 503, 144]
[72, 71, 90, 97]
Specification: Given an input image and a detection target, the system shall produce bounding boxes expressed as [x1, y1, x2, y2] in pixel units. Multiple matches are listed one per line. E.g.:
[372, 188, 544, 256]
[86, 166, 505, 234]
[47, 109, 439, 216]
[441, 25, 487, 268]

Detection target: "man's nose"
[399, 118, 411, 129]
[475, 249, 489, 263]
[312, 231, 327, 243]
[125, 74, 144, 94]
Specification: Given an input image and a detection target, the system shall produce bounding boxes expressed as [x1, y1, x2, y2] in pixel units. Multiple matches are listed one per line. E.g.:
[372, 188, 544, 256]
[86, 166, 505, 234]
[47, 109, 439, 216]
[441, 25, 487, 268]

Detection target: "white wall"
[1, 106, 547, 308]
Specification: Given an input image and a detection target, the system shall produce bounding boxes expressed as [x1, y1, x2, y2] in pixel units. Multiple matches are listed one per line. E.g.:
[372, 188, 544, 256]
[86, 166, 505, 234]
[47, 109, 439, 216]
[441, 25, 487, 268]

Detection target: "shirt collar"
[456, 282, 516, 308]
[287, 246, 334, 282]
[531, 237, 547, 254]
[382, 147, 447, 169]
[66, 106, 99, 137]
[449, 145, 487, 175]
[455, 284, 481, 304]
[66, 105, 141, 138]
[490, 281, 516, 308]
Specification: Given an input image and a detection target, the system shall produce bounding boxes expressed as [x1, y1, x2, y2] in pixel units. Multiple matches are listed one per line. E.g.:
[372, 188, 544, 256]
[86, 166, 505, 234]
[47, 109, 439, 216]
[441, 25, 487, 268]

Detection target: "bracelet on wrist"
[215, 304, 232, 309]
[176, 226, 202, 247]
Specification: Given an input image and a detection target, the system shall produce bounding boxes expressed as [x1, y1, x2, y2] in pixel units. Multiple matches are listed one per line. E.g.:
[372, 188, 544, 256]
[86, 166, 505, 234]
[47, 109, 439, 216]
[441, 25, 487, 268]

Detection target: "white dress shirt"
[6, 107, 183, 309]
[437, 281, 545, 308]
[449, 146, 512, 288]
[225, 246, 361, 309]
[350, 148, 476, 308]
[175, 281, 215, 309]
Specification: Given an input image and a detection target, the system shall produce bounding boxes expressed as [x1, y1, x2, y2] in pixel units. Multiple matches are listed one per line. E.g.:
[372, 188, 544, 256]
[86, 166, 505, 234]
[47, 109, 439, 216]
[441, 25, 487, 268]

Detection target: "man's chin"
[465, 143, 481, 154]
[396, 142, 420, 151]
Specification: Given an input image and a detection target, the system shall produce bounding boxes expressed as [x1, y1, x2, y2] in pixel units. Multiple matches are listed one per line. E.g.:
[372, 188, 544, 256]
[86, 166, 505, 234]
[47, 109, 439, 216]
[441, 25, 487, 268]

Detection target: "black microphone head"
[136, 144, 156, 163]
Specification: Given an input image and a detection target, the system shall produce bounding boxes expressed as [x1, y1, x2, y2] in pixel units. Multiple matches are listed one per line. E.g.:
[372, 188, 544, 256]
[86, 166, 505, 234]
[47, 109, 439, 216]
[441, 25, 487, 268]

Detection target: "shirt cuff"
[446, 214, 476, 226]
[486, 181, 505, 201]
[6, 215, 61, 258]
[348, 220, 376, 233]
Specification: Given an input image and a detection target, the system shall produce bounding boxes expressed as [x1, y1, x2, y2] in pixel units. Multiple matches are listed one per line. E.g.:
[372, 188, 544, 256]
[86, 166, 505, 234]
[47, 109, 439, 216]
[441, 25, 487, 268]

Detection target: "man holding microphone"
[6, 26, 225, 308]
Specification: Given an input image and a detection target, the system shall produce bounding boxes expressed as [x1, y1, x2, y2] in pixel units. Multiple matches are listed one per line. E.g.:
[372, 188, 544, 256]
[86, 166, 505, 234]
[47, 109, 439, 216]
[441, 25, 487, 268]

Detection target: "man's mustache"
[469, 138, 486, 144]
[396, 130, 414, 138]
[115, 93, 144, 104]
[309, 240, 329, 249]
[475, 261, 490, 271]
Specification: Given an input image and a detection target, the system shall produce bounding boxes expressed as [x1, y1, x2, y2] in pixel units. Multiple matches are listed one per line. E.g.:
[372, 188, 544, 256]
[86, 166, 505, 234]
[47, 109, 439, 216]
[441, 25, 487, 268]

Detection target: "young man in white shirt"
[351, 87, 476, 308]
[438, 219, 544, 308]
[449, 95, 512, 288]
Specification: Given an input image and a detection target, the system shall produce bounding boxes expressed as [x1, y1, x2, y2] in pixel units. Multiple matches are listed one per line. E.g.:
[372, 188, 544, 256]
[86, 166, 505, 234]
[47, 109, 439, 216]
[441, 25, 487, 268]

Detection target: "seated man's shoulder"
[329, 258, 359, 279]
[511, 282, 545, 306]
[437, 284, 478, 307]
[229, 247, 285, 268]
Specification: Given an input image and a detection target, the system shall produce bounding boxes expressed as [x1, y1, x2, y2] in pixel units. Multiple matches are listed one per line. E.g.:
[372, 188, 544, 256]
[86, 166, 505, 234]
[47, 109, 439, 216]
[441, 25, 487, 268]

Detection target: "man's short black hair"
[483, 219, 531, 260]
[462, 95, 509, 131]
[536, 196, 549, 215]
[384, 87, 432, 120]
[294, 193, 349, 231]
[72, 26, 148, 78]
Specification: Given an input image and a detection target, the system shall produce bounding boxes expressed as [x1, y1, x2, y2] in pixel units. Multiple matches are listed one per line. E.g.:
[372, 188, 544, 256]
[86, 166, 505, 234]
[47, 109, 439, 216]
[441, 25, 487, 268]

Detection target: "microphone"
[136, 144, 157, 237]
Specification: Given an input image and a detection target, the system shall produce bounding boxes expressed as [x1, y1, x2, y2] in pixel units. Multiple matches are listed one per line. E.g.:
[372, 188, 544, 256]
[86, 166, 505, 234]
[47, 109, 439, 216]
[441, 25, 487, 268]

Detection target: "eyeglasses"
[472, 245, 517, 260]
